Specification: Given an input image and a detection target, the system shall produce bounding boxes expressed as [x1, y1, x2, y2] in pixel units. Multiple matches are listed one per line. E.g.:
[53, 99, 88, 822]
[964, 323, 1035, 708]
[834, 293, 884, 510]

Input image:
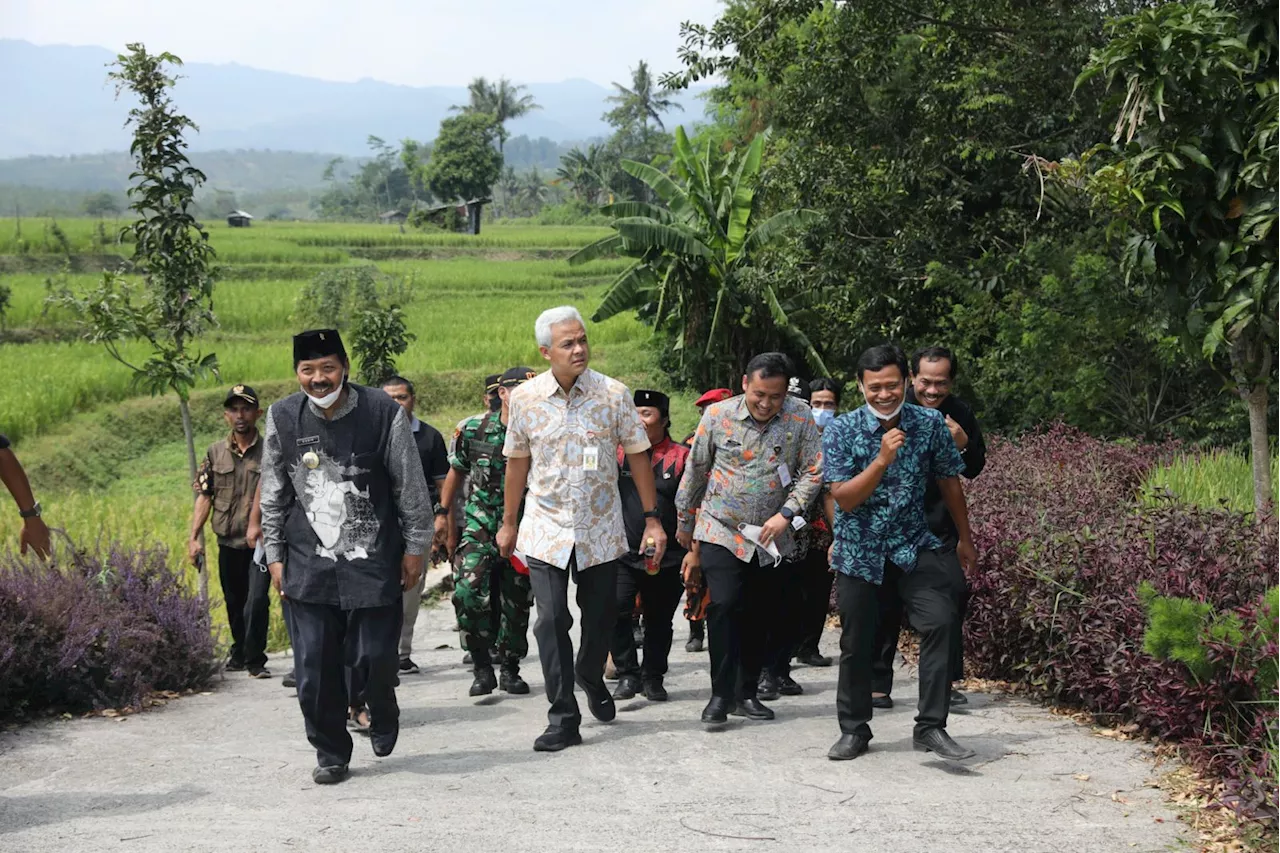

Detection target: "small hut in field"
[226, 210, 254, 228]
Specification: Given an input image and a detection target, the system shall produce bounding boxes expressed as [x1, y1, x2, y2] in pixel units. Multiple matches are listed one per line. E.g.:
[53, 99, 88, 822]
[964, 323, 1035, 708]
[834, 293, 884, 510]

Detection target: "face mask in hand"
[813, 408, 836, 430]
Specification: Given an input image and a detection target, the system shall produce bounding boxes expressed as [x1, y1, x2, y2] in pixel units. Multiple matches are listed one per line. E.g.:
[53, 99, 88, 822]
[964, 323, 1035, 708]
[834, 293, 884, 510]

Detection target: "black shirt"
[617, 436, 689, 571]
[412, 417, 450, 506]
[905, 388, 986, 542]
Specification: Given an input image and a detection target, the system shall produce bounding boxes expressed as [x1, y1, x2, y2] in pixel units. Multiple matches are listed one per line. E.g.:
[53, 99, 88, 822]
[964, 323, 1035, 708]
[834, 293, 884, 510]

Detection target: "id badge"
[583, 446, 599, 472]
[777, 462, 792, 487]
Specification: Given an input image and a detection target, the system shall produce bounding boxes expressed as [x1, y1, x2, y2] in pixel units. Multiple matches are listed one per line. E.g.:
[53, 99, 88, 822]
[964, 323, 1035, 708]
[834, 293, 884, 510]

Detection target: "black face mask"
[488, 394, 502, 413]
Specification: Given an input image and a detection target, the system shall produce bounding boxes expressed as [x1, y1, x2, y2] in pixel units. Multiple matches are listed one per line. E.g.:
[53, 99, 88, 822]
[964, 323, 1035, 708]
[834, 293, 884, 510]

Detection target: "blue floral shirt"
[822, 403, 966, 584]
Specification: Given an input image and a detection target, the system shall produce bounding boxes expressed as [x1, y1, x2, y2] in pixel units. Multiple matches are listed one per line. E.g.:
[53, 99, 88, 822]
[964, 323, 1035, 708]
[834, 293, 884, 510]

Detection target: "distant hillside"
[1, 39, 708, 159]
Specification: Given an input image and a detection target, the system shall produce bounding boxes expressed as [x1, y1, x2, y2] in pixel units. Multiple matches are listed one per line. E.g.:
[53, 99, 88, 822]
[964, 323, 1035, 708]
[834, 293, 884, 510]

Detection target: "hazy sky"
[3, 0, 726, 87]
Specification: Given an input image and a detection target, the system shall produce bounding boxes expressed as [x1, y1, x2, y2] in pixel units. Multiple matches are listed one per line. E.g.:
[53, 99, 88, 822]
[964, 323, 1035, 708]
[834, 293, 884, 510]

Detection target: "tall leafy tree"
[1074, 0, 1277, 511]
[48, 44, 219, 596]
[570, 127, 821, 386]
[422, 112, 504, 203]
[453, 76, 540, 154]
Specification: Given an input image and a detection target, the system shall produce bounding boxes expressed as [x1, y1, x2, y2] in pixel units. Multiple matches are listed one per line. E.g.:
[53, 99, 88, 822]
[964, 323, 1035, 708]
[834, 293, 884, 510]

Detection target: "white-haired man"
[498, 306, 668, 752]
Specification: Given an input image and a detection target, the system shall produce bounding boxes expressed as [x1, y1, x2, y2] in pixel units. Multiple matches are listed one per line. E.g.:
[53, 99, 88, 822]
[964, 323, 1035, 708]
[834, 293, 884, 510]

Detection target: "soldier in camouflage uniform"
[439, 366, 537, 697]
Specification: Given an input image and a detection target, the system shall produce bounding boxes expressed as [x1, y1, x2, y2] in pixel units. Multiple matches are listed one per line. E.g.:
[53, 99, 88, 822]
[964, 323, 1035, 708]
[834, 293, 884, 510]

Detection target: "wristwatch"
[432, 503, 448, 517]
[642, 508, 661, 520]
[779, 506, 796, 521]
[19, 501, 42, 519]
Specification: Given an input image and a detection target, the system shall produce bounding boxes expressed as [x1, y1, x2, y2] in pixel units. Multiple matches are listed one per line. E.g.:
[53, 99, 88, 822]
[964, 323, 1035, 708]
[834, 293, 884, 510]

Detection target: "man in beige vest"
[189, 385, 270, 677]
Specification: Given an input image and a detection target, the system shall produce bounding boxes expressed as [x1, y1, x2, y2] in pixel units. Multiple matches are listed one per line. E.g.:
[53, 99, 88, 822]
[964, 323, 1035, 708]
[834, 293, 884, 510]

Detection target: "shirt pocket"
[211, 459, 237, 512]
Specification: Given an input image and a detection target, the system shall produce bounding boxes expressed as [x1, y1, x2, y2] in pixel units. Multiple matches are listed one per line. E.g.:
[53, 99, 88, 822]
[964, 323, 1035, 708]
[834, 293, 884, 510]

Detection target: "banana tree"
[569, 127, 824, 386]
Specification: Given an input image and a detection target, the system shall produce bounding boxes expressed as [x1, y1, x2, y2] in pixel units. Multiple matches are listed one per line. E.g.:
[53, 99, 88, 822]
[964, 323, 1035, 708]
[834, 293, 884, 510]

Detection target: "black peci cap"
[500, 366, 538, 388]
[633, 389, 670, 419]
[224, 384, 259, 407]
[293, 329, 346, 366]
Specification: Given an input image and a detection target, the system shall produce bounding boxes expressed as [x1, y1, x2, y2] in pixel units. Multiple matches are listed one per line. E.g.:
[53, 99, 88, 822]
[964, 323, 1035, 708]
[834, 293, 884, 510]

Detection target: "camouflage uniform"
[449, 410, 531, 665]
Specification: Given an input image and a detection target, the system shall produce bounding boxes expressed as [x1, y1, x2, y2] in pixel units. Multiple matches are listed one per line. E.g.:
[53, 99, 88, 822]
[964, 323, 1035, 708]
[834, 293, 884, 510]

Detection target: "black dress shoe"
[757, 674, 780, 701]
[701, 697, 732, 724]
[462, 652, 473, 665]
[370, 725, 398, 757]
[281, 670, 297, 689]
[828, 733, 871, 761]
[871, 694, 894, 710]
[796, 651, 833, 667]
[612, 675, 642, 701]
[777, 675, 804, 696]
[950, 689, 969, 706]
[500, 666, 530, 695]
[913, 728, 976, 761]
[731, 698, 776, 720]
[576, 678, 617, 722]
[312, 764, 349, 784]
[685, 636, 704, 653]
[469, 666, 497, 697]
[642, 677, 668, 702]
[533, 726, 582, 752]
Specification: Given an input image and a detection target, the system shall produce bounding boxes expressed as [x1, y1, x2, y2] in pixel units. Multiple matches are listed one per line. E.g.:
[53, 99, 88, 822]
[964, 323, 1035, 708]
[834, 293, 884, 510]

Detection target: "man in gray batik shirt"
[261, 328, 431, 785]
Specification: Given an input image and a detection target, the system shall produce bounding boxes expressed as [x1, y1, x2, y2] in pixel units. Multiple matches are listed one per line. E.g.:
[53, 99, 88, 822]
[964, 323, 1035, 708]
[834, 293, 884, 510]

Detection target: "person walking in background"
[498, 306, 666, 753]
[189, 385, 270, 678]
[261, 329, 431, 784]
[0, 433, 51, 559]
[676, 353, 823, 726]
[381, 375, 451, 677]
[611, 390, 689, 703]
[870, 346, 987, 709]
[822, 344, 978, 762]
[441, 366, 537, 699]
[792, 378, 842, 668]
[681, 387, 734, 653]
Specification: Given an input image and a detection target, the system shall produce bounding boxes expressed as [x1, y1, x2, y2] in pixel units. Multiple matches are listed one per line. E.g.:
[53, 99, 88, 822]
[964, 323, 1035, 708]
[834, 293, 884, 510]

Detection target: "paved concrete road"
[0, 593, 1185, 853]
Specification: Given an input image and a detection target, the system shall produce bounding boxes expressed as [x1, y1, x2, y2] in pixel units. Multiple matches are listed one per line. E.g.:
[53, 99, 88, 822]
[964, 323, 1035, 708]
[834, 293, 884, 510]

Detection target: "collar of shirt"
[733, 394, 787, 432]
[307, 385, 359, 422]
[536, 367, 597, 401]
[224, 430, 261, 459]
[410, 414, 423, 433]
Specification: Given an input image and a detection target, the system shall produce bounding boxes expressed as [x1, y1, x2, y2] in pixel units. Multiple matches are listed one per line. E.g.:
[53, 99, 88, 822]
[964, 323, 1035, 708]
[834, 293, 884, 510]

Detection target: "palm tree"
[569, 128, 824, 386]
[518, 168, 549, 216]
[452, 76, 540, 155]
[556, 144, 616, 205]
[604, 61, 683, 133]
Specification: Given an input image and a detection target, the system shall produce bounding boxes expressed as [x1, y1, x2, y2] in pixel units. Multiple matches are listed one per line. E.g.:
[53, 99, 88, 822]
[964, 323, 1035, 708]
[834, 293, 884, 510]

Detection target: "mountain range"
[2, 39, 709, 161]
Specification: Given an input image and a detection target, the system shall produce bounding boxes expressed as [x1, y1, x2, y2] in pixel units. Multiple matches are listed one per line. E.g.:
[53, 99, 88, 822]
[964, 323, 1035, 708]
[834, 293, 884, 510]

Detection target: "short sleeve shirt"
[822, 404, 965, 583]
[503, 368, 650, 569]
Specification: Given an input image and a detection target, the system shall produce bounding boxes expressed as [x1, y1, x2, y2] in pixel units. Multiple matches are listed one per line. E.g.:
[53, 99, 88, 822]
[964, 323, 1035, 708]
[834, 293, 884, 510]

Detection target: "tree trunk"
[1233, 338, 1274, 517]
[180, 398, 208, 602]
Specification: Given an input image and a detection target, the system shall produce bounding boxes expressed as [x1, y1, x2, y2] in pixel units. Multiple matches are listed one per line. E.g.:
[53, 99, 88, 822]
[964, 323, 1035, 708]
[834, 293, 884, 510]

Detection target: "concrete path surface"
[0, 592, 1186, 853]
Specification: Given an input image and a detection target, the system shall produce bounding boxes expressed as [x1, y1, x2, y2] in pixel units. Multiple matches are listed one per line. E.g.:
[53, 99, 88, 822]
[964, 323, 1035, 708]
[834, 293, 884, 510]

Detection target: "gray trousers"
[526, 551, 617, 731]
[399, 571, 426, 659]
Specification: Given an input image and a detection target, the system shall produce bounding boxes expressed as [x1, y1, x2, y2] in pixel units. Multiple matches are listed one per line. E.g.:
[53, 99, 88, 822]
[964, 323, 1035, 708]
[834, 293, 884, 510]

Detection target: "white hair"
[535, 305, 586, 348]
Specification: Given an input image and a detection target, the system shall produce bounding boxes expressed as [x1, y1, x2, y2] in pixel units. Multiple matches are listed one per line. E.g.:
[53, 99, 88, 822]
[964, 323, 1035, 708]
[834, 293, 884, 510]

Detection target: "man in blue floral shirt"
[822, 344, 978, 763]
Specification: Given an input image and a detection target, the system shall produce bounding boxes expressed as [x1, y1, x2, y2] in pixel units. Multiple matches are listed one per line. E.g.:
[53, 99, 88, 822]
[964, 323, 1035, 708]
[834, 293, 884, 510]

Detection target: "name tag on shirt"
[777, 462, 792, 487]
[583, 446, 599, 472]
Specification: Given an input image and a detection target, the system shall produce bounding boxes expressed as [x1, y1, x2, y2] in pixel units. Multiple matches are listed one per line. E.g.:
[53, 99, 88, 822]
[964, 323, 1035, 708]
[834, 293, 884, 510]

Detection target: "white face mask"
[304, 376, 345, 409]
[813, 408, 836, 430]
[859, 384, 905, 422]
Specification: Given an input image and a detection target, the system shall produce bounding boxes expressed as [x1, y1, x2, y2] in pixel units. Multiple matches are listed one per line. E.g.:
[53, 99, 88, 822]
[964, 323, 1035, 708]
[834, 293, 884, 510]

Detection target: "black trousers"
[795, 546, 835, 657]
[611, 562, 684, 681]
[835, 552, 956, 739]
[702, 543, 780, 702]
[870, 546, 968, 695]
[527, 551, 617, 731]
[218, 545, 270, 670]
[286, 598, 402, 768]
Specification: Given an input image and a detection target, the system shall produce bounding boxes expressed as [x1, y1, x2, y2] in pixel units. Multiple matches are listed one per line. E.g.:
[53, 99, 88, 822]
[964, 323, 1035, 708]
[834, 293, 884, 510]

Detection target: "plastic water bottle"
[643, 537, 659, 575]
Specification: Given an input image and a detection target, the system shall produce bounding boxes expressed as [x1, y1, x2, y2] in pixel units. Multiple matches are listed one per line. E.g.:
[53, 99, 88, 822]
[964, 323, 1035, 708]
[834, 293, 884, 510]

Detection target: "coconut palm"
[604, 61, 683, 133]
[569, 127, 824, 385]
[453, 76, 540, 155]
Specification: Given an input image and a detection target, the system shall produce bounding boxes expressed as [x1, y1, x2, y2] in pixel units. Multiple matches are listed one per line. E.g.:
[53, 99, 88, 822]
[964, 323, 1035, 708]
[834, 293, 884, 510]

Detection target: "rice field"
[0, 220, 682, 649]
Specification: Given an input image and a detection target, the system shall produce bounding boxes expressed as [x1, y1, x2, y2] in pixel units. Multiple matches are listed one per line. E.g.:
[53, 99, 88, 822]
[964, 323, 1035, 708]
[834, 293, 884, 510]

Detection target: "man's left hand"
[957, 538, 977, 574]
[758, 512, 789, 548]
[945, 415, 969, 451]
[643, 518, 667, 567]
[402, 553, 425, 590]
